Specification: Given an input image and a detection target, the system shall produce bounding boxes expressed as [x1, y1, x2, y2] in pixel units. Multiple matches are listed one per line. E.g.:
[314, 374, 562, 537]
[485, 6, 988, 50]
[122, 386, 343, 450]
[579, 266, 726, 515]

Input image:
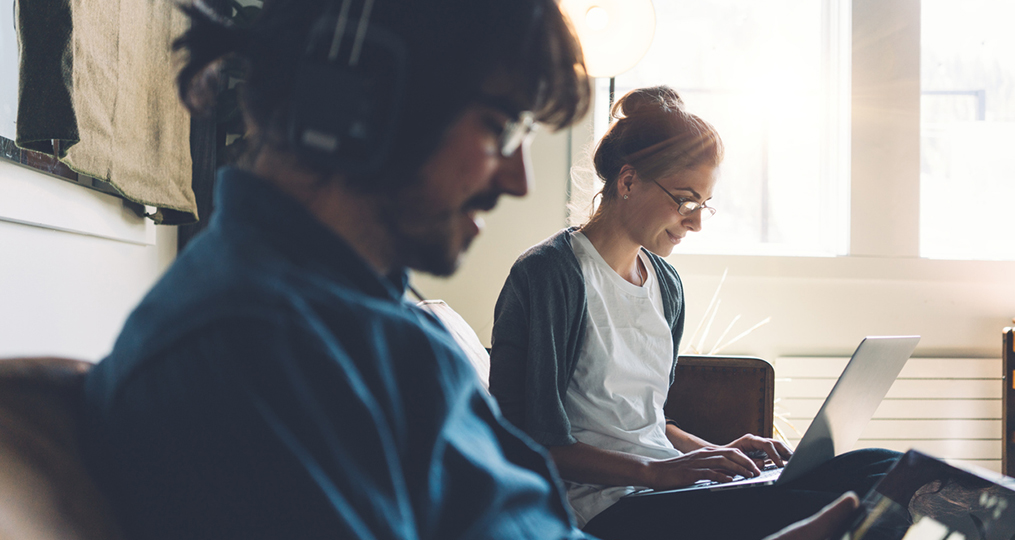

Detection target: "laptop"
[627, 335, 921, 497]
[842, 449, 1015, 539]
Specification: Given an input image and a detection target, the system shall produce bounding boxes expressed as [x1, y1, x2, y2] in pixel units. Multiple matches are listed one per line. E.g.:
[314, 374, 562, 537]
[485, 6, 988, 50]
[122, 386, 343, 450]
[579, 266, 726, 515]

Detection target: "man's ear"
[180, 58, 226, 116]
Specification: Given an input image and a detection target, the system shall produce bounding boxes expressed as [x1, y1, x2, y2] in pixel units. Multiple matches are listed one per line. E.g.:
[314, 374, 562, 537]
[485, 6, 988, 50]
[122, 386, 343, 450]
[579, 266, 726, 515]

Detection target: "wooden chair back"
[664, 354, 775, 446]
[0, 357, 124, 540]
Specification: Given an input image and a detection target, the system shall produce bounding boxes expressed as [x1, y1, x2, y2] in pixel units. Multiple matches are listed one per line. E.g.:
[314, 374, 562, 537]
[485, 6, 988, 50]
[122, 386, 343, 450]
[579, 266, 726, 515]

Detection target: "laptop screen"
[845, 450, 1015, 540]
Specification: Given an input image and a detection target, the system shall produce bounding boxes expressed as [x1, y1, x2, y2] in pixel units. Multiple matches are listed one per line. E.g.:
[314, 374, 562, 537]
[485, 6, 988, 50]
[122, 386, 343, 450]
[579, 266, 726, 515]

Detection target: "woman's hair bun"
[611, 85, 684, 121]
[590, 84, 723, 211]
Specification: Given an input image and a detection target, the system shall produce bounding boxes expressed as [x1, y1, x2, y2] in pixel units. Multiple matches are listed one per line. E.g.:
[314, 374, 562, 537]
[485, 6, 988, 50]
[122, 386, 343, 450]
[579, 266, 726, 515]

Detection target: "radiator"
[774, 357, 1002, 473]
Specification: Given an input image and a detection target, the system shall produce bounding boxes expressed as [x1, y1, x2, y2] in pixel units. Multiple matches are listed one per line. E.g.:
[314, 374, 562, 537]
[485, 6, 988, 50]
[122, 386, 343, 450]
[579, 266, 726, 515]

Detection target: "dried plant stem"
[685, 268, 727, 353]
[774, 412, 801, 437]
[772, 424, 793, 448]
[711, 317, 771, 355]
[707, 314, 741, 356]
[696, 300, 721, 354]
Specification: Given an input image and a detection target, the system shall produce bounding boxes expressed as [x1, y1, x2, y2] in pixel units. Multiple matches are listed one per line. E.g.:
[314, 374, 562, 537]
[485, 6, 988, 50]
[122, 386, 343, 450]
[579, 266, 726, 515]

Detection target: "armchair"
[0, 357, 123, 540]
[664, 354, 775, 446]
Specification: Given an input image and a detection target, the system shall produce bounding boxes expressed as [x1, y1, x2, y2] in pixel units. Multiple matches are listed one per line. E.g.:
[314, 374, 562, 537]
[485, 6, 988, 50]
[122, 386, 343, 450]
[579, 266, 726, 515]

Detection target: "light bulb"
[585, 6, 609, 31]
[559, 0, 656, 77]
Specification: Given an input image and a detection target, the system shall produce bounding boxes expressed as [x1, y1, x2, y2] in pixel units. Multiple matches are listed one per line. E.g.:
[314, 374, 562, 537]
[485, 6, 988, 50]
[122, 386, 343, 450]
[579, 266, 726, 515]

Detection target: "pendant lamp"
[559, 0, 657, 78]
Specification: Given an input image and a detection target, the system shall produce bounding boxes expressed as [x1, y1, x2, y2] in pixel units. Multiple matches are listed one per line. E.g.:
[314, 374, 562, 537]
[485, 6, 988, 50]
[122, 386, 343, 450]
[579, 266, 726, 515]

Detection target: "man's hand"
[763, 492, 860, 540]
[722, 434, 794, 468]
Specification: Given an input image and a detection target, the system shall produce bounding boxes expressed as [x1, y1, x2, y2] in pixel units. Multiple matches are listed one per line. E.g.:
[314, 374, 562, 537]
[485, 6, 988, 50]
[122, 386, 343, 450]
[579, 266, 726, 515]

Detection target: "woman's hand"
[721, 434, 794, 468]
[550, 440, 767, 490]
[642, 446, 765, 490]
[763, 492, 860, 540]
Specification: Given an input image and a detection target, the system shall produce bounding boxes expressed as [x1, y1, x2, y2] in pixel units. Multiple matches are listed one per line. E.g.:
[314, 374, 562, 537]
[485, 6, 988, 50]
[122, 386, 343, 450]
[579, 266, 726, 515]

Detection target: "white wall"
[413, 0, 1015, 362]
[0, 160, 176, 361]
[0, 0, 176, 361]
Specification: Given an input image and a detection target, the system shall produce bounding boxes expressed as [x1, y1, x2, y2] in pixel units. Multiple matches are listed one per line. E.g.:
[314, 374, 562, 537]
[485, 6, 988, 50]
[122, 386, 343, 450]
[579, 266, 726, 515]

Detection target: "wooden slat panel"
[780, 439, 1001, 460]
[776, 378, 1000, 399]
[775, 358, 849, 377]
[780, 398, 1001, 419]
[781, 419, 1002, 440]
[775, 355, 1004, 470]
[852, 440, 1001, 460]
[947, 459, 1002, 474]
[776, 357, 1000, 379]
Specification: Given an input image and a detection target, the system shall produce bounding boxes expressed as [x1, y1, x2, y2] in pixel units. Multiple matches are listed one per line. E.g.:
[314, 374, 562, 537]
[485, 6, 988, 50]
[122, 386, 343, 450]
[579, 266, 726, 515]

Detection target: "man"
[80, 0, 859, 538]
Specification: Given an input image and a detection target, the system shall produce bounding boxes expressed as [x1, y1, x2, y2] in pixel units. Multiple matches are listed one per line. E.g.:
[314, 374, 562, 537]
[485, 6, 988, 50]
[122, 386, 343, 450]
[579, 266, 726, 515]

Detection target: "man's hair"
[174, 0, 591, 190]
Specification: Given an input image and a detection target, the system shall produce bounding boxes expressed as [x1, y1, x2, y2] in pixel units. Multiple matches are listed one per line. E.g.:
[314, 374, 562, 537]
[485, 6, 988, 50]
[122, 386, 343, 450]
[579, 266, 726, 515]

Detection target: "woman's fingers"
[687, 468, 735, 484]
[650, 448, 762, 488]
[652, 465, 733, 488]
[771, 439, 794, 459]
[694, 447, 761, 477]
[759, 439, 786, 467]
[718, 444, 764, 474]
[729, 435, 793, 467]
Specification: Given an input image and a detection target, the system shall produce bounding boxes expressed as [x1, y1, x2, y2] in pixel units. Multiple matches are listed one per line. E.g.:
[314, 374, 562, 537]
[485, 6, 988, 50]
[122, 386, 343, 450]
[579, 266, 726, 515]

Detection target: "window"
[584, 0, 851, 256]
[920, 0, 1015, 260]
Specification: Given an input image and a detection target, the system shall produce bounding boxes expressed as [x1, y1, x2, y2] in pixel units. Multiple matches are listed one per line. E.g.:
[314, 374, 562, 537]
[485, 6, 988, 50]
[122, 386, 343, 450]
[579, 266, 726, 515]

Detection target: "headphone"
[287, 0, 407, 176]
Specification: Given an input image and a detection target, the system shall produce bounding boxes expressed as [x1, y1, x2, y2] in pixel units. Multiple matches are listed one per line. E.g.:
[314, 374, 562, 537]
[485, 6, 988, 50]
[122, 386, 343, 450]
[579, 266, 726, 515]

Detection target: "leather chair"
[0, 357, 123, 540]
[665, 354, 775, 445]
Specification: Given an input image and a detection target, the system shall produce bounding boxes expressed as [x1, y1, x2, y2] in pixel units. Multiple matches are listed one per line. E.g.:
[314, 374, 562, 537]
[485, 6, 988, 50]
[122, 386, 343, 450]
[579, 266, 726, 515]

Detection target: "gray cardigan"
[490, 228, 686, 447]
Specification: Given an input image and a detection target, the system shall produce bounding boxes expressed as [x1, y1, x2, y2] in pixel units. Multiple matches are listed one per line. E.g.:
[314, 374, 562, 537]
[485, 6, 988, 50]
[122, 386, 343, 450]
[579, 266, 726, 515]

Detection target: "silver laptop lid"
[779, 335, 920, 484]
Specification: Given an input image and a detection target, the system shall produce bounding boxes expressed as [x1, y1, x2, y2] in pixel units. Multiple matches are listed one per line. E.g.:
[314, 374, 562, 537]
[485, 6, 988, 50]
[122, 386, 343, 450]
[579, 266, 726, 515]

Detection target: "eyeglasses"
[475, 95, 539, 157]
[650, 179, 716, 220]
[498, 111, 537, 157]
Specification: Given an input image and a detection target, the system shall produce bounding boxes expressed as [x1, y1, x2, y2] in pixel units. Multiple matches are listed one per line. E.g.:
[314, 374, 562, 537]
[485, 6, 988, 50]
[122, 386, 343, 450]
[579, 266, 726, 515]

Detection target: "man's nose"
[495, 139, 532, 197]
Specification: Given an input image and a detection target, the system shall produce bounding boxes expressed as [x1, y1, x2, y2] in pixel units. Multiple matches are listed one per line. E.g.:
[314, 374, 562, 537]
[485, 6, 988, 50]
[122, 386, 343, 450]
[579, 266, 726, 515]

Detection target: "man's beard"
[393, 213, 471, 277]
[378, 189, 498, 277]
[404, 228, 472, 277]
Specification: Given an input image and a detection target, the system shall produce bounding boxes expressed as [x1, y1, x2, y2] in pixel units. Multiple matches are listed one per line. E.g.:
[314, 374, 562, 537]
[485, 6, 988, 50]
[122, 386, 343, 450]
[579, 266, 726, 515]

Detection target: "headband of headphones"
[287, 0, 407, 176]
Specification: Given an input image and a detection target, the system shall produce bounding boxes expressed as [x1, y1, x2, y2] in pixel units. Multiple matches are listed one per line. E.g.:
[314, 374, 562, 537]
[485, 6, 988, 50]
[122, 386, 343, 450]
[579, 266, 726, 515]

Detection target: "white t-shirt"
[564, 232, 681, 527]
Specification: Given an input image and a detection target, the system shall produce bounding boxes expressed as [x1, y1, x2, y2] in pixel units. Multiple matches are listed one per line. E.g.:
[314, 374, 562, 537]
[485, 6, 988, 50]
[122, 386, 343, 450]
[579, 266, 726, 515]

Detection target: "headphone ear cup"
[287, 25, 407, 176]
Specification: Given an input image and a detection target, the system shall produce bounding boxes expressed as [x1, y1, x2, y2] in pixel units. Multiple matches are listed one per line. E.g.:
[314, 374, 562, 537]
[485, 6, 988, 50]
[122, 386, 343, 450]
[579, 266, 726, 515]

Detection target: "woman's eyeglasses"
[650, 179, 716, 220]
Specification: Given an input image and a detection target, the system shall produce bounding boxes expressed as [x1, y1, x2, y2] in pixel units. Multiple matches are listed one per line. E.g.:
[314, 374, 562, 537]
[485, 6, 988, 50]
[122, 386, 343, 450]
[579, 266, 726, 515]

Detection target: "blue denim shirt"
[81, 167, 588, 540]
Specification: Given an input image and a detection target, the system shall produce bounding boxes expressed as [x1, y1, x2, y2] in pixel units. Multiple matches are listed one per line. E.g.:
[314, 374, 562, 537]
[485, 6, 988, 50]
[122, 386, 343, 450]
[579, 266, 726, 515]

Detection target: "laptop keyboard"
[694, 463, 782, 487]
[624, 463, 785, 497]
[734, 464, 782, 482]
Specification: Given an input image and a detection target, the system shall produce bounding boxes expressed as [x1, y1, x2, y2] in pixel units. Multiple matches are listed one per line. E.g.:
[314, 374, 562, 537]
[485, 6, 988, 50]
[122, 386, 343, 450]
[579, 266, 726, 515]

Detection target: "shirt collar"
[210, 167, 409, 302]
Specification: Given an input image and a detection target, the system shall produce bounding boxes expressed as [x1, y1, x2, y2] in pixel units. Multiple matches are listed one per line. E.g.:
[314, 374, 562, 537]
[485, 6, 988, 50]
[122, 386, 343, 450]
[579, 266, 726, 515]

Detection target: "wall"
[0, 0, 176, 361]
[0, 160, 177, 361]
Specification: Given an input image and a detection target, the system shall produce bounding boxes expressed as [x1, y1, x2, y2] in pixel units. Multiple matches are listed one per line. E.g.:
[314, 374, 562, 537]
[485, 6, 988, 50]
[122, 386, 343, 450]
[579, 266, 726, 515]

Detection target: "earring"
[623, 194, 629, 200]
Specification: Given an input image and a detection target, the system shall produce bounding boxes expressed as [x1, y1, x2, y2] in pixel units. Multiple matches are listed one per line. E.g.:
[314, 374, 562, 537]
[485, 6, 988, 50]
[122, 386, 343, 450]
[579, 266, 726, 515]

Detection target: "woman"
[489, 86, 898, 539]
